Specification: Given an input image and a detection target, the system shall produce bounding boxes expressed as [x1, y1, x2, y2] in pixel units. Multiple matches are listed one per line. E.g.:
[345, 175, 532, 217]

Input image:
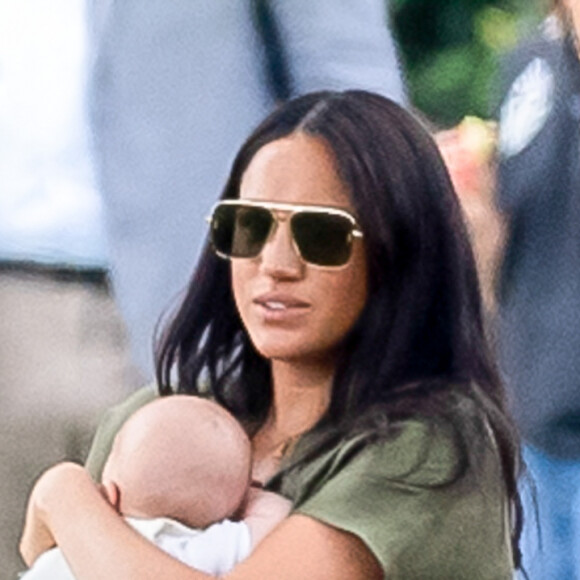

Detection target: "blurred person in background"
[88, 0, 406, 383]
[0, 1, 135, 576]
[495, 0, 580, 576]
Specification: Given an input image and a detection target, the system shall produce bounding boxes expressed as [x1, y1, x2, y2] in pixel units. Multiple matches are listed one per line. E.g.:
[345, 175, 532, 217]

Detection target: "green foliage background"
[391, 0, 546, 126]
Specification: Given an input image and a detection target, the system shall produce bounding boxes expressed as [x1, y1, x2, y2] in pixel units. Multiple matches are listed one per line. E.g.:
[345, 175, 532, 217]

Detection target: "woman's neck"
[267, 357, 334, 440]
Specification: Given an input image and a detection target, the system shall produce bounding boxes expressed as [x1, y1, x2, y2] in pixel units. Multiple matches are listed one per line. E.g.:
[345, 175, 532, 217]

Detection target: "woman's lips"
[253, 293, 311, 322]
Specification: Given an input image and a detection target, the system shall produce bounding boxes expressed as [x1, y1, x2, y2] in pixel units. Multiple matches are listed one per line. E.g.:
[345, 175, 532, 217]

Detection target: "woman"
[21, 91, 522, 578]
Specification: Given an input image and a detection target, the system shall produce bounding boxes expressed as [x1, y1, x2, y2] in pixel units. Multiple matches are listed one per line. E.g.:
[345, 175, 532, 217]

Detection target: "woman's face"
[231, 134, 368, 363]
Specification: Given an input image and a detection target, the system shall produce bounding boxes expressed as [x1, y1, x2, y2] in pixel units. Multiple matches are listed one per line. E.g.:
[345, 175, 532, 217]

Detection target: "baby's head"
[102, 395, 252, 529]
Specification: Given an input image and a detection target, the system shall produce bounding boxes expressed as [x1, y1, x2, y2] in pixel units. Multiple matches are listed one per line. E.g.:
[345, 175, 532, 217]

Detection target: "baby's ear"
[100, 480, 121, 513]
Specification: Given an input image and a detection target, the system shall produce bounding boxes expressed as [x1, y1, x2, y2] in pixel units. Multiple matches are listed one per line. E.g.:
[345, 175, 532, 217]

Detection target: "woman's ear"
[100, 480, 121, 513]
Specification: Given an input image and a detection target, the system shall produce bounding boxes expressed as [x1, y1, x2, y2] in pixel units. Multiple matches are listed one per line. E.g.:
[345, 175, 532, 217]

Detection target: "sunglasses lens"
[292, 212, 353, 266]
[211, 204, 273, 258]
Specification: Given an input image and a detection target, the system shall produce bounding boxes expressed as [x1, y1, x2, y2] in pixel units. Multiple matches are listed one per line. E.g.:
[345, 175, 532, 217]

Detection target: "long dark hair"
[155, 90, 522, 567]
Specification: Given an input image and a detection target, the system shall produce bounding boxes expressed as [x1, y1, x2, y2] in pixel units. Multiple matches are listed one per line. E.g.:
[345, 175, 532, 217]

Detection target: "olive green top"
[85, 387, 514, 579]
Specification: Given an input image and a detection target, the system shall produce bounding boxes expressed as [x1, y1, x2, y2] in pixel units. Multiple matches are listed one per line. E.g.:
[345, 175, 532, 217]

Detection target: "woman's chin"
[254, 343, 307, 362]
[252, 339, 336, 366]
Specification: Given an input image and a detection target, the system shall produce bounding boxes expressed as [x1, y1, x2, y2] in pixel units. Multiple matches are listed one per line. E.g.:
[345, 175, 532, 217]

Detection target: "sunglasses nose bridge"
[259, 211, 304, 275]
[270, 208, 290, 225]
[262, 209, 295, 251]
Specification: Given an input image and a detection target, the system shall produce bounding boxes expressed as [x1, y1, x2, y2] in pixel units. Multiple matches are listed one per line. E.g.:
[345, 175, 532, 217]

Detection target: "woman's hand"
[19, 462, 91, 566]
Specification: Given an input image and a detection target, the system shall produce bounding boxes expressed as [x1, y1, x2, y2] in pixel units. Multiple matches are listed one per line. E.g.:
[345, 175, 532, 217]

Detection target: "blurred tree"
[391, 0, 547, 126]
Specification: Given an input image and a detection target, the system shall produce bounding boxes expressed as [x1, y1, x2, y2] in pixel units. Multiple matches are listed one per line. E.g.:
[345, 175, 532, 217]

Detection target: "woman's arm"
[228, 514, 382, 579]
[21, 463, 199, 578]
[21, 463, 381, 579]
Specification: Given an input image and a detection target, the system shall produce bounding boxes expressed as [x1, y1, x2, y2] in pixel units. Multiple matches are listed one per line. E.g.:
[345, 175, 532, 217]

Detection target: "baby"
[22, 395, 291, 578]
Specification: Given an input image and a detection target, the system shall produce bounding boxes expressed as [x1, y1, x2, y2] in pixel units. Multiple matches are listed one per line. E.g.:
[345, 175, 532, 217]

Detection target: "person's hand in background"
[436, 117, 506, 313]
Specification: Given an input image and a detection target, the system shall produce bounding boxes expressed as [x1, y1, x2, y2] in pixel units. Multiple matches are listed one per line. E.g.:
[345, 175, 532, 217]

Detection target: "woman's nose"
[258, 218, 304, 280]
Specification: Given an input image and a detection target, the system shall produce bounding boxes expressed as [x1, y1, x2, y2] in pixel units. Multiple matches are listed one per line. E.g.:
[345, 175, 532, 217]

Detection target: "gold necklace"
[254, 428, 301, 460]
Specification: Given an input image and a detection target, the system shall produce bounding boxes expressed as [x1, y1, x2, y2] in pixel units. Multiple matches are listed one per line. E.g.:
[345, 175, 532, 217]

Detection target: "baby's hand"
[243, 488, 291, 548]
[244, 487, 291, 520]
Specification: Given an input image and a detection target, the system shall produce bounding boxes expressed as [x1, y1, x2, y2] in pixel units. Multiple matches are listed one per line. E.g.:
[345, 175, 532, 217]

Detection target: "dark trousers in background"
[0, 267, 137, 578]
